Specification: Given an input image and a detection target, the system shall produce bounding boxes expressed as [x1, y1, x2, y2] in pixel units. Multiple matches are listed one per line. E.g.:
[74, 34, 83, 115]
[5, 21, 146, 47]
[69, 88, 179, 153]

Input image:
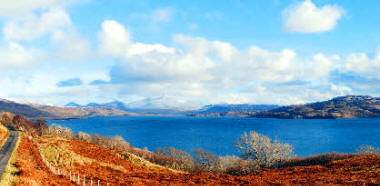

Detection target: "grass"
[278, 153, 355, 168]
[0, 123, 10, 149]
[38, 136, 127, 173]
[0, 131, 22, 186]
[116, 150, 184, 173]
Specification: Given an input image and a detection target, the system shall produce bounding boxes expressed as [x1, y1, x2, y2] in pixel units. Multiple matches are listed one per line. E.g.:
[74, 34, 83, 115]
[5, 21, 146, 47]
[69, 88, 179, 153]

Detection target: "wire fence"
[31, 138, 110, 186]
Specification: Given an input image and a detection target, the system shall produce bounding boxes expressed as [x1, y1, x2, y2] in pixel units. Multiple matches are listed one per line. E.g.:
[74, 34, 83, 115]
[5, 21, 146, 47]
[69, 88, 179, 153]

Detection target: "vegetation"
[235, 131, 294, 169]
[357, 145, 380, 154]
[278, 153, 355, 168]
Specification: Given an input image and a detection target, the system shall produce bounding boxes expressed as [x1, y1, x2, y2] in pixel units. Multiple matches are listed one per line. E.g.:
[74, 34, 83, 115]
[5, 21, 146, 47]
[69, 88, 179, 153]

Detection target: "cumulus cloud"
[3, 8, 72, 40]
[98, 20, 131, 57]
[0, 42, 39, 68]
[1, 0, 91, 62]
[0, 0, 83, 17]
[341, 48, 380, 79]
[283, 0, 343, 33]
[97, 20, 347, 106]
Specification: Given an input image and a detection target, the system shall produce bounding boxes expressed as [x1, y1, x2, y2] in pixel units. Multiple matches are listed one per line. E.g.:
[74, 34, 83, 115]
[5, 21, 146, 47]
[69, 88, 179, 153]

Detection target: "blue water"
[48, 116, 380, 157]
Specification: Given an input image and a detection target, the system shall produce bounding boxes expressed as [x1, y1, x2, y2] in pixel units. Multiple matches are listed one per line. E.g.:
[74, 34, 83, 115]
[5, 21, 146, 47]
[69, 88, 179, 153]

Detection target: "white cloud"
[283, 0, 343, 33]
[98, 20, 131, 57]
[342, 48, 380, 79]
[152, 7, 174, 23]
[97, 20, 346, 107]
[0, 0, 83, 17]
[3, 8, 72, 40]
[0, 42, 39, 68]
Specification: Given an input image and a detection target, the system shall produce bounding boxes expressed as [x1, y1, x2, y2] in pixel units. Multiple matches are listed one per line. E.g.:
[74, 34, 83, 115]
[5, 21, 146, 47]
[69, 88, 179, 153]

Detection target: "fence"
[31, 138, 111, 186]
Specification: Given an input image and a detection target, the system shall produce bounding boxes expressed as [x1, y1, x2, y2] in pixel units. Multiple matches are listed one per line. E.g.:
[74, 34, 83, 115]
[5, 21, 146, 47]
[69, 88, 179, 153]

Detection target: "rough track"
[0, 129, 18, 177]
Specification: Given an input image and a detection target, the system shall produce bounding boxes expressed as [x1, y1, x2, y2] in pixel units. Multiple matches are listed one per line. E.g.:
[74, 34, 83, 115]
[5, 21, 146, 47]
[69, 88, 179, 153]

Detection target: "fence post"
[91, 177, 93, 186]
[98, 180, 100, 186]
[107, 183, 109, 186]
[83, 176, 86, 186]
[78, 174, 80, 184]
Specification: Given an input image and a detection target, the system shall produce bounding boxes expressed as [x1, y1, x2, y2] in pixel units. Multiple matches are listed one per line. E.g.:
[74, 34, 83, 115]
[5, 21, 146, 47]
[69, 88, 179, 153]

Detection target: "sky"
[0, 0, 380, 108]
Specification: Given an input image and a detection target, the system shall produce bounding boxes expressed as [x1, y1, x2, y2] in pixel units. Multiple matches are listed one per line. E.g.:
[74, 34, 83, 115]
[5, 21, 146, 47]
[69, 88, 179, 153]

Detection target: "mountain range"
[254, 95, 380, 119]
[0, 98, 134, 120]
[189, 95, 380, 119]
[2, 95, 380, 120]
[65, 100, 185, 115]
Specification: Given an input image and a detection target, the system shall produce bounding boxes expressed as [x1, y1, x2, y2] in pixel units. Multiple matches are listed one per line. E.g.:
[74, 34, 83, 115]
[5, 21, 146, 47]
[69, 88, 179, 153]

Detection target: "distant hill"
[186, 104, 279, 117]
[195, 104, 278, 113]
[65, 102, 81, 107]
[0, 98, 134, 120]
[69, 100, 185, 115]
[0, 98, 55, 119]
[254, 95, 380, 119]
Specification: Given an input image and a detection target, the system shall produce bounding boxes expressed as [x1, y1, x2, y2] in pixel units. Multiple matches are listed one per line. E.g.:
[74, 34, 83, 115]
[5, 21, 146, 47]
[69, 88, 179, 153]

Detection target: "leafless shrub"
[42, 124, 76, 139]
[193, 149, 220, 172]
[77, 132, 92, 142]
[219, 155, 253, 175]
[219, 155, 240, 171]
[129, 147, 190, 170]
[156, 147, 195, 170]
[235, 131, 294, 169]
[357, 145, 380, 154]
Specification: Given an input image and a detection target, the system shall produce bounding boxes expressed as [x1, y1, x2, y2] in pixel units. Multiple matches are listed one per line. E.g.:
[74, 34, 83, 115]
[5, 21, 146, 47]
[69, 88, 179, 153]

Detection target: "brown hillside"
[12, 135, 378, 185]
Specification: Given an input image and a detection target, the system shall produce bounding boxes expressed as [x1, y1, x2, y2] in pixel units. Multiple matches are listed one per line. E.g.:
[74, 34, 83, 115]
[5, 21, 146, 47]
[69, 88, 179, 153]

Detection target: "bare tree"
[235, 131, 294, 169]
[357, 145, 380, 154]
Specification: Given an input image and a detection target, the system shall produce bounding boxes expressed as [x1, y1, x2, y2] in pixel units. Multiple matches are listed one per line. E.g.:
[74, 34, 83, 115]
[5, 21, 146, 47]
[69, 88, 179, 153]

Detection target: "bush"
[235, 131, 294, 169]
[42, 124, 76, 139]
[193, 149, 220, 172]
[156, 147, 195, 171]
[357, 145, 380, 154]
[278, 153, 354, 168]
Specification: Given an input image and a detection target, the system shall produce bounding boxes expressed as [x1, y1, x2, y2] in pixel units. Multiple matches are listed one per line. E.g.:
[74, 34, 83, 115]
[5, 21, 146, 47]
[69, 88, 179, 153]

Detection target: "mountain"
[0, 98, 134, 120]
[254, 95, 380, 119]
[65, 102, 81, 107]
[88, 101, 129, 110]
[0, 98, 55, 119]
[186, 104, 279, 117]
[69, 99, 186, 115]
[194, 104, 279, 114]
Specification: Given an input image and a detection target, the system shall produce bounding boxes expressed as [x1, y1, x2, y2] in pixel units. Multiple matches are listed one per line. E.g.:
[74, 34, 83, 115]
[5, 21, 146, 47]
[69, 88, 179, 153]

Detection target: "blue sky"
[0, 0, 380, 108]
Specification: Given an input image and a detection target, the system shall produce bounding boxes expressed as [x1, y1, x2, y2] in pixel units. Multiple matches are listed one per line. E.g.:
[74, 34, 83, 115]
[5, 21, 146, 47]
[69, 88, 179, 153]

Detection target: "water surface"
[48, 116, 380, 157]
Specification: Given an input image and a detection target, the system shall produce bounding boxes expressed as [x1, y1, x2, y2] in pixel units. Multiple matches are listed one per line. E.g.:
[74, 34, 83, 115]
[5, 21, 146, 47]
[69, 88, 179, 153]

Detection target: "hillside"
[11, 131, 380, 185]
[189, 95, 380, 119]
[0, 113, 378, 185]
[186, 104, 278, 117]
[67, 100, 185, 115]
[0, 98, 134, 120]
[255, 95, 380, 119]
[35, 105, 136, 119]
[0, 99, 56, 119]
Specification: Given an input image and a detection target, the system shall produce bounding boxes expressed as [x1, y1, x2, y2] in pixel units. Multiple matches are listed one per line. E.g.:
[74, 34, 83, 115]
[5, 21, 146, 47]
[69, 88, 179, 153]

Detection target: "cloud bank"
[95, 20, 367, 107]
